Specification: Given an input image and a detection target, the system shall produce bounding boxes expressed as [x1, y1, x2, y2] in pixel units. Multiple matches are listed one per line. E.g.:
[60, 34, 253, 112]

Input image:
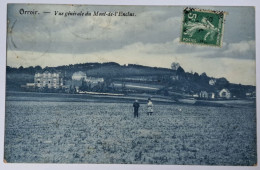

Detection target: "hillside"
[6, 62, 256, 98]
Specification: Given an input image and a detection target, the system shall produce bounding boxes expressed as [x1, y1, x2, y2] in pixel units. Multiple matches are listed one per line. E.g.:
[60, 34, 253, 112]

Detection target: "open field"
[4, 93, 257, 165]
[6, 91, 175, 104]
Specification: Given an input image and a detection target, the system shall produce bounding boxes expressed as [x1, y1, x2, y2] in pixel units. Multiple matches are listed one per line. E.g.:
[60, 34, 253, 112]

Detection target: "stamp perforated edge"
[179, 7, 228, 48]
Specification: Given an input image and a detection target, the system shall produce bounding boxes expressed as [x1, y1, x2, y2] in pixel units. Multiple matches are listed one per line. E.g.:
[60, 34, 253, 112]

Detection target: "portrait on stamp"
[4, 4, 256, 165]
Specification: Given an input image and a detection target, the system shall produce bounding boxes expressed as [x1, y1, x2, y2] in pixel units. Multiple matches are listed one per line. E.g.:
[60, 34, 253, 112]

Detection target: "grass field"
[4, 94, 257, 165]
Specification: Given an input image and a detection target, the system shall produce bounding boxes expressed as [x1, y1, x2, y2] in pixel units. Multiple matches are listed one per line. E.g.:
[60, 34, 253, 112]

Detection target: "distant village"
[7, 62, 256, 100]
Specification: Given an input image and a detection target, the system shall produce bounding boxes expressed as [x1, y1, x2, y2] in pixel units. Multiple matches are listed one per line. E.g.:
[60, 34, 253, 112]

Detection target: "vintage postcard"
[4, 4, 256, 166]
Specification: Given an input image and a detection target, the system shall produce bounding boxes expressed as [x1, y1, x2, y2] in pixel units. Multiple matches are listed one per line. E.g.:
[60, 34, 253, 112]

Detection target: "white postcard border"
[0, 0, 259, 170]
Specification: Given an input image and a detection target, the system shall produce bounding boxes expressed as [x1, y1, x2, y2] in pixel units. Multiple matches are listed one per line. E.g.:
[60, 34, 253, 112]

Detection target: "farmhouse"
[72, 71, 104, 84]
[72, 71, 87, 80]
[170, 75, 179, 81]
[219, 88, 231, 99]
[34, 70, 63, 89]
[192, 94, 199, 98]
[22, 83, 35, 90]
[199, 91, 208, 98]
[65, 71, 105, 92]
[209, 79, 216, 86]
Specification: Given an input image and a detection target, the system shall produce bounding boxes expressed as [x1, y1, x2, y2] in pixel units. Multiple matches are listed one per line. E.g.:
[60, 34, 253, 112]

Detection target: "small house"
[170, 75, 179, 81]
[199, 91, 208, 98]
[219, 88, 231, 99]
[192, 94, 199, 98]
[26, 83, 35, 88]
[209, 79, 216, 86]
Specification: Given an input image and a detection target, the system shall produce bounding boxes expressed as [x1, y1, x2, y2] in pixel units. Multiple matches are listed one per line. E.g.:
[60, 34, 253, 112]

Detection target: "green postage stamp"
[181, 7, 226, 47]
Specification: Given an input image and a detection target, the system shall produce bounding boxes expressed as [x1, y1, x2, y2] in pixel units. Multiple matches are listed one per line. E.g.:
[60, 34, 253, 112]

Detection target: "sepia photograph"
[3, 3, 257, 166]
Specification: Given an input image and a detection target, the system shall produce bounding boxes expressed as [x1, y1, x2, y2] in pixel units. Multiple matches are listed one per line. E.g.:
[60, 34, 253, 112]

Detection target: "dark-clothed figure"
[133, 100, 140, 118]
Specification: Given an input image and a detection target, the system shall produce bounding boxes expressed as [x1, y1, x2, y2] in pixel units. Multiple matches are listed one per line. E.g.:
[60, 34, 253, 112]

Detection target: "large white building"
[72, 71, 87, 81]
[34, 71, 63, 89]
[72, 71, 104, 84]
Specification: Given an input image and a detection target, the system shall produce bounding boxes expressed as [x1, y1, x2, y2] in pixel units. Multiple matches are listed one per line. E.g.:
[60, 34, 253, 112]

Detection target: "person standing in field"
[147, 98, 153, 116]
[133, 99, 140, 118]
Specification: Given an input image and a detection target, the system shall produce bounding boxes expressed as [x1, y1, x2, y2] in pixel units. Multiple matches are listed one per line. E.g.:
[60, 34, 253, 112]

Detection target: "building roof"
[35, 68, 59, 74]
[220, 88, 230, 93]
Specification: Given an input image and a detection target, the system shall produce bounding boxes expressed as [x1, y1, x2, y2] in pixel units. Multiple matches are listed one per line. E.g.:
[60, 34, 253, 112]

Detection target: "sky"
[6, 4, 256, 85]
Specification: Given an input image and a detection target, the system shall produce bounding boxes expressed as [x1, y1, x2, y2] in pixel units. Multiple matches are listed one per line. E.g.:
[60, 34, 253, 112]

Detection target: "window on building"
[49, 81, 51, 84]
